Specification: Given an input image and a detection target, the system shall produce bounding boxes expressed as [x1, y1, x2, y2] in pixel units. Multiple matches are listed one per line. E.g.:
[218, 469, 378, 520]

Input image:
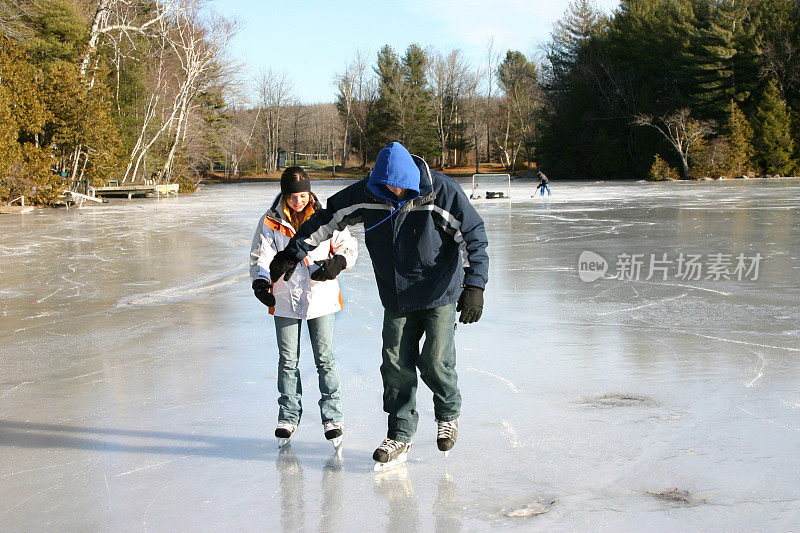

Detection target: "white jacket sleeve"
[330, 227, 358, 269]
[249, 215, 278, 281]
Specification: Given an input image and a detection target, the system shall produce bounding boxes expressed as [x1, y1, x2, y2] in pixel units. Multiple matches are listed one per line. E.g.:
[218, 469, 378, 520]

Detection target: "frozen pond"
[1, 178, 799, 530]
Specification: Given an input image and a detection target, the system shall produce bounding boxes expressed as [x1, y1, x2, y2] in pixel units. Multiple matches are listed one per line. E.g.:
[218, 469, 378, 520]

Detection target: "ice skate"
[324, 421, 343, 451]
[436, 419, 458, 457]
[373, 438, 412, 472]
[275, 422, 297, 448]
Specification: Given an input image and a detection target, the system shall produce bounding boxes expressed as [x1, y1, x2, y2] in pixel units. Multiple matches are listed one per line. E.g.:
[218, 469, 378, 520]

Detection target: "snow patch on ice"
[503, 499, 556, 518]
[582, 393, 654, 409]
[647, 487, 705, 506]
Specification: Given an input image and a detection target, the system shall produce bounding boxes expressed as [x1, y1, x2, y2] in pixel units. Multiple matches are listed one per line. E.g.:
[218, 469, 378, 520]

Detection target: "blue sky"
[209, 0, 621, 104]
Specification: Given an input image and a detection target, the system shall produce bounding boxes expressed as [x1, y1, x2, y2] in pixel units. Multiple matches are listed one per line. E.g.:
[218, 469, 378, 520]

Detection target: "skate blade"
[443, 450, 450, 458]
[373, 453, 408, 472]
[277, 437, 291, 448]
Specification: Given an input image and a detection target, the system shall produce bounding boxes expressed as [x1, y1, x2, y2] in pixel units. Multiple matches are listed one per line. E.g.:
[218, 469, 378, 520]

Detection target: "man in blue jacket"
[270, 142, 488, 467]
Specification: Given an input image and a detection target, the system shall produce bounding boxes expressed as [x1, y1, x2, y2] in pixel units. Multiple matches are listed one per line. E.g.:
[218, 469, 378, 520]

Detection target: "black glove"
[269, 249, 299, 282]
[457, 285, 483, 324]
[310, 254, 347, 281]
[252, 278, 275, 307]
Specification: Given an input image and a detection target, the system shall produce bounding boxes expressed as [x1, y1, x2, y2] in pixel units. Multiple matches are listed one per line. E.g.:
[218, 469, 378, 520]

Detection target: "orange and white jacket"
[249, 192, 358, 320]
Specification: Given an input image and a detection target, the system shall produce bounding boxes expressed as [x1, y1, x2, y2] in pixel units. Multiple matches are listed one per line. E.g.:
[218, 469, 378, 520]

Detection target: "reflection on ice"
[276, 445, 305, 532]
[373, 467, 419, 532]
[1, 179, 800, 529]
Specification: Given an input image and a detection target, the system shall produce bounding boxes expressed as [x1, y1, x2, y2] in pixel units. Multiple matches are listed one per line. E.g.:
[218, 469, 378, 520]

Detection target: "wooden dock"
[93, 183, 178, 198]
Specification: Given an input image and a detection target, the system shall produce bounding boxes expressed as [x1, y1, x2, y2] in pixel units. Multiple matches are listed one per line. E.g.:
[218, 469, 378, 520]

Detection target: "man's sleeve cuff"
[463, 275, 486, 290]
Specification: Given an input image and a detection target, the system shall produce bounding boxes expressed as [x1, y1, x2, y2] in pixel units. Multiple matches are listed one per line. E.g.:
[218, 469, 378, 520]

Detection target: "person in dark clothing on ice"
[269, 141, 489, 469]
[536, 170, 551, 196]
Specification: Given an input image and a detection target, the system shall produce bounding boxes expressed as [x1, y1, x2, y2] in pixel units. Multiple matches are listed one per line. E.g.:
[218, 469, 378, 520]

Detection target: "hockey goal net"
[470, 173, 511, 199]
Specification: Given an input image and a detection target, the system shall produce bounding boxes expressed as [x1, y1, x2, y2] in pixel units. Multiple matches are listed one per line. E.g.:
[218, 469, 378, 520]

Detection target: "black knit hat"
[281, 166, 311, 196]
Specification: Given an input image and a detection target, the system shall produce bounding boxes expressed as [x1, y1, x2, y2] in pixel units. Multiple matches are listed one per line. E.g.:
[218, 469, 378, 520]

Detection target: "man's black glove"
[310, 254, 347, 281]
[457, 285, 483, 324]
[269, 250, 299, 282]
[252, 278, 275, 307]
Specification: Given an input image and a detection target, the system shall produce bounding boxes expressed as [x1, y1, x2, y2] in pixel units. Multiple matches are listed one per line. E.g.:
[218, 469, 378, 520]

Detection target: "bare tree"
[335, 65, 355, 167]
[484, 38, 499, 163]
[429, 49, 471, 167]
[158, 7, 238, 180]
[462, 67, 481, 173]
[256, 68, 293, 173]
[496, 51, 540, 169]
[633, 108, 715, 179]
[351, 50, 377, 166]
[122, 35, 170, 183]
[80, 0, 185, 77]
[0, 0, 48, 41]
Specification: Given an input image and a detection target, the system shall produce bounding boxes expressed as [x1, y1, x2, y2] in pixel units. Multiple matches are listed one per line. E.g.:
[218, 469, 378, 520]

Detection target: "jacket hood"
[367, 142, 422, 203]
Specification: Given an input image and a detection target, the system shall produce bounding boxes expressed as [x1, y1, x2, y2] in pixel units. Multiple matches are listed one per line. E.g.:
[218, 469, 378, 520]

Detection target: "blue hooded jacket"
[282, 142, 489, 312]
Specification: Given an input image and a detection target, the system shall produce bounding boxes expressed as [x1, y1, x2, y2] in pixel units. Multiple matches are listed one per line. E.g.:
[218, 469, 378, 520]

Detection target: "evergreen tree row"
[539, 0, 800, 179]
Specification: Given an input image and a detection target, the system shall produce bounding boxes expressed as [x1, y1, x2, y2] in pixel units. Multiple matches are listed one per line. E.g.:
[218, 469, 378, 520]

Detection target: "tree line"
[3, 0, 799, 207]
[539, 0, 800, 179]
[330, 0, 800, 180]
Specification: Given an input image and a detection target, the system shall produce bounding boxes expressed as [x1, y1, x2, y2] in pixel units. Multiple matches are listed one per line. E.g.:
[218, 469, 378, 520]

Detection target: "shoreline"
[4, 175, 798, 214]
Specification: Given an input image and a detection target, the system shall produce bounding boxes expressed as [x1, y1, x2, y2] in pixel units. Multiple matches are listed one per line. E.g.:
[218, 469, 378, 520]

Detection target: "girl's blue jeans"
[273, 313, 342, 425]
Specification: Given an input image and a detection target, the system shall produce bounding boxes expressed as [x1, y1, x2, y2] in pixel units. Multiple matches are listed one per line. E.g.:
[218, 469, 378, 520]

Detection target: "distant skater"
[250, 166, 358, 450]
[536, 170, 551, 196]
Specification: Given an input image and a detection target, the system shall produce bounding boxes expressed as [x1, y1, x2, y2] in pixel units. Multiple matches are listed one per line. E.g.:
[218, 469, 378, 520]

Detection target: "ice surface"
[2, 178, 800, 530]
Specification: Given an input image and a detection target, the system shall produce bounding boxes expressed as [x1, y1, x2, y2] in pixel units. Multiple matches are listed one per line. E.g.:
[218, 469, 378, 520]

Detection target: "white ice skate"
[373, 438, 412, 472]
[436, 419, 458, 458]
[275, 422, 296, 448]
[324, 421, 343, 452]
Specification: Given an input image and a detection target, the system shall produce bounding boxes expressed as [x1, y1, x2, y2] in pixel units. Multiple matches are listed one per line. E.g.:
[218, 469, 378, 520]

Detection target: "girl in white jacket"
[249, 167, 358, 448]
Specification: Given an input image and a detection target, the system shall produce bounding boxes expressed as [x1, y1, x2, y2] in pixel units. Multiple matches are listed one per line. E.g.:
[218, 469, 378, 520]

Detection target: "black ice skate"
[324, 421, 343, 452]
[275, 422, 296, 448]
[373, 438, 412, 472]
[436, 419, 458, 457]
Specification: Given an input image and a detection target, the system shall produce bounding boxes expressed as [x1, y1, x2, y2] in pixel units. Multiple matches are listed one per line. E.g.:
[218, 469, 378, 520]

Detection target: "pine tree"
[680, 0, 738, 119]
[401, 44, 437, 159]
[367, 44, 438, 159]
[722, 99, 754, 176]
[751, 79, 796, 175]
[24, 0, 88, 66]
[792, 110, 800, 174]
[366, 45, 402, 154]
[546, 0, 606, 85]
[0, 37, 51, 202]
